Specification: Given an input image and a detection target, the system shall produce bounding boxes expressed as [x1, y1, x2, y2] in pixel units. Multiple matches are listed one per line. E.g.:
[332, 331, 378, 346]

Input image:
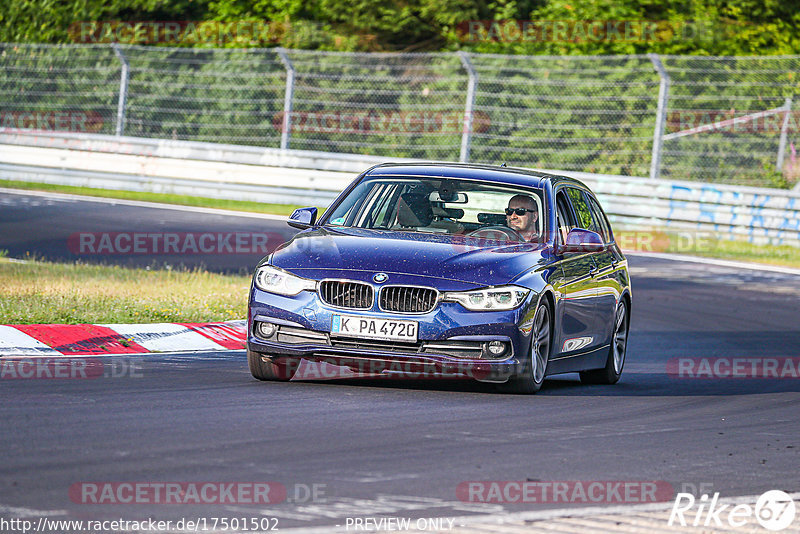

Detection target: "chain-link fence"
[1, 43, 798, 187]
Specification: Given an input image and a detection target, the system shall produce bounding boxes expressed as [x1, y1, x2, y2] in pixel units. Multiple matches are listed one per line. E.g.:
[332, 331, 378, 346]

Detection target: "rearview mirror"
[429, 191, 468, 203]
[287, 207, 318, 229]
[561, 228, 604, 253]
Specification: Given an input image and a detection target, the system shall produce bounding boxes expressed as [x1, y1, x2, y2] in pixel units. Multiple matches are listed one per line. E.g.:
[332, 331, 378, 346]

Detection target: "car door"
[584, 192, 625, 345]
[554, 188, 599, 356]
[565, 186, 616, 356]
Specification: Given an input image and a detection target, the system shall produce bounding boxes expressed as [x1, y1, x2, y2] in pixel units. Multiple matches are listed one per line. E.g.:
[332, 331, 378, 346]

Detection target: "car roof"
[365, 162, 589, 190]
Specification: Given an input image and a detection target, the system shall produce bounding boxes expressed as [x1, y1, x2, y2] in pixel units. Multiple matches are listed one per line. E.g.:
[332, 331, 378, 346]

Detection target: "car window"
[323, 176, 545, 242]
[555, 191, 573, 245]
[565, 188, 599, 234]
[585, 194, 613, 243]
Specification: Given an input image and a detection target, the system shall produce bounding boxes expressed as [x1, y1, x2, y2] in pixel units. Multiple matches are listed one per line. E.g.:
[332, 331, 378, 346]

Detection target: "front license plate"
[331, 315, 418, 342]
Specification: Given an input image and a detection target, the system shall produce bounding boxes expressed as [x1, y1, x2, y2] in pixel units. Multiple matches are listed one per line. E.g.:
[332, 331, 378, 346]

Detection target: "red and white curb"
[0, 321, 246, 357]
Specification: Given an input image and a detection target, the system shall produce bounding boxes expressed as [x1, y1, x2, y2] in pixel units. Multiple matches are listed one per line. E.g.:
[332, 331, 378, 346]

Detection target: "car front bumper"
[247, 287, 536, 383]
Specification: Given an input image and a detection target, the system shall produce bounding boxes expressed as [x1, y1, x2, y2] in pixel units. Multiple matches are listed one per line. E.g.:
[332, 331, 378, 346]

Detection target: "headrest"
[397, 192, 433, 227]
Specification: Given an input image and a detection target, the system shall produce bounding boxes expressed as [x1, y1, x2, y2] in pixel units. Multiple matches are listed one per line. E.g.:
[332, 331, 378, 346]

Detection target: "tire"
[498, 301, 551, 394]
[580, 299, 628, 385]
[248, 349, 294, 381]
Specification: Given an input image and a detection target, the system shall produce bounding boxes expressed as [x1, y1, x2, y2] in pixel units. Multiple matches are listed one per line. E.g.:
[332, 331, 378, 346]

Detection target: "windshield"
[322, 176, 545, 243]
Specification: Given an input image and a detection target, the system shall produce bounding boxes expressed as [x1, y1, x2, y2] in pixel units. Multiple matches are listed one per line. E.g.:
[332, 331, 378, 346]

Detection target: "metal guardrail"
[573, 172, 800, 246]
[2, 44, 799, 187]
[1, 131, 798, 247]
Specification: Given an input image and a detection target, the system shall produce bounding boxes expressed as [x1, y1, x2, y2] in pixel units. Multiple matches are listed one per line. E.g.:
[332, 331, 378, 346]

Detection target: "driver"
[505, 194, 539, 241]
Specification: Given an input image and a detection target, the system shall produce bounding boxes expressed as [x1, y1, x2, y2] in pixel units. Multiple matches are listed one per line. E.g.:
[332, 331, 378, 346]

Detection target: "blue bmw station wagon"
[247, 163, 631, 393]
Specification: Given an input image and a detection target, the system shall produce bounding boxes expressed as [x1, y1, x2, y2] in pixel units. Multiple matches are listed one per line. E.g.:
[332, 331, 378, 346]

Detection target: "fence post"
[276, 48, 295, 151]
[458, 51, 478, 163]
[648, 53, 670, 180]
[111, 43, 129, 137]
[776, 97, 793, 172]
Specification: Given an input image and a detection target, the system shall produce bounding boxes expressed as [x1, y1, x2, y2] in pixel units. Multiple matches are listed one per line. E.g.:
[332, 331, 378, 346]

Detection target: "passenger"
[505, 194, 539, 241]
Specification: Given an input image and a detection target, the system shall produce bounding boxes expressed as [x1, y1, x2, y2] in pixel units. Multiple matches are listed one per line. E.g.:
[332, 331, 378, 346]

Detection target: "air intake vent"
[319, 280, 373, 309]
[379, 286, 438, 313]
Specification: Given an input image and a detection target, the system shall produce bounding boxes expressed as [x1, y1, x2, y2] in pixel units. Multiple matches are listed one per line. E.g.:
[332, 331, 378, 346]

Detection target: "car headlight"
[254, 265, 316, 296]
[443, 285, 530, 311]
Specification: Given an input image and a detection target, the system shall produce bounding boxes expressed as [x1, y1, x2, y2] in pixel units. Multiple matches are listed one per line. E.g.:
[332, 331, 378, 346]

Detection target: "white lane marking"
[626, 251, 800, 276]
[0, 504, 68, 517]
[339, 473, 421, 483]
[96, 323, 228, 352]
[0, 187, 287, 221]
[269, 491, 800, 533]
[0, 326, 60, 356]
[223, 495, 503, 526]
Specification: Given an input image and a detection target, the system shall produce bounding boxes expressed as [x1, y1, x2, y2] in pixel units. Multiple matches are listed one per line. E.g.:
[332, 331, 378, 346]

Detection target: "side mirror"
[287, 207, 318, 229]
[561, 228, 604, 253]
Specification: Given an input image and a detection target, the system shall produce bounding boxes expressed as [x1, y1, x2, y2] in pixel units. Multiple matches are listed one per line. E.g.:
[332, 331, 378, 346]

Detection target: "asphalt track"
[0, 189, 295, 273]
[1, 189, 800, 532]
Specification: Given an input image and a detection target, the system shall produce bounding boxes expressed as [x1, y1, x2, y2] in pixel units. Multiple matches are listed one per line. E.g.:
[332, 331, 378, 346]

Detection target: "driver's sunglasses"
[505, 207, 535, 216]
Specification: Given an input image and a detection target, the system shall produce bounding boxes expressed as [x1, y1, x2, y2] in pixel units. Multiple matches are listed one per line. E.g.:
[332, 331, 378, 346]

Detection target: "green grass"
[2, 233, 798, 326]
[0, 179, 314, 216]
[0, 257, 250, 324]
[686, 239, 800, 268]
[616, 230, 800, 269]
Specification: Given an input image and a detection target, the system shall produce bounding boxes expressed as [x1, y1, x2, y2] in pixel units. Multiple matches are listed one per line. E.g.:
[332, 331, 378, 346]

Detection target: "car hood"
[269, 227, 549, 286]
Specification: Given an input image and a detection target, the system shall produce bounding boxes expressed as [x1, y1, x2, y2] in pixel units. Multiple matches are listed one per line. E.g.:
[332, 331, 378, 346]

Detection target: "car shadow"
[284, 328, 800, 396]
[286, 371, 800, 396]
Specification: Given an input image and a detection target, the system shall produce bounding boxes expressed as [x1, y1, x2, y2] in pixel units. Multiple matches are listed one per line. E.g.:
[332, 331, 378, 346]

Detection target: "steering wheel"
[467, 225, 526, 242]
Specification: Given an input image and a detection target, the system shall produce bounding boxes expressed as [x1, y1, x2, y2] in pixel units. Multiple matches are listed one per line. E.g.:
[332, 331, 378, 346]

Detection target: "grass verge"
[0, 257, 250, 324]
[617, 230, 800, 269]
[688, 239, 800, 268]
[2, 233, 799, 326]
[0, 179, 313, 216]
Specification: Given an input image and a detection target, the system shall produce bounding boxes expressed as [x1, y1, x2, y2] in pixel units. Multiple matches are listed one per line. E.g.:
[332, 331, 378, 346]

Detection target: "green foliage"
[3, 0, 800, 55]
[0, 0, 209, 44]
[451, 0, 800, 55]
[2, 1, 798, 187]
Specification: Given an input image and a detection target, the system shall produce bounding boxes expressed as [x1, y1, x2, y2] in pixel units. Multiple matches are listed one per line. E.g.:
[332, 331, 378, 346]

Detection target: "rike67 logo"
[669, 490, 797, 531]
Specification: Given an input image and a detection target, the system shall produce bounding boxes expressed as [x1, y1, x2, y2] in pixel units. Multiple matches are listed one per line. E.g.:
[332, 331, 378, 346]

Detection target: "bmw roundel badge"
[373, 272, 389, 283]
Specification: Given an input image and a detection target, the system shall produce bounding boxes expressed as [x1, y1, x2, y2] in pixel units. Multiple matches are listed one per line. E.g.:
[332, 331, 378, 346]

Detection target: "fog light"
[256, 321, 278, 339]
[487, 340, 507, 356]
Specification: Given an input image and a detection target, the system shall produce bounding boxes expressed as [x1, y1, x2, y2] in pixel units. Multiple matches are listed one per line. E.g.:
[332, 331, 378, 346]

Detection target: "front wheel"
[248, 349, 295, 381]
[498, 301, 551, 394]
[580, 299, 628, 385]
